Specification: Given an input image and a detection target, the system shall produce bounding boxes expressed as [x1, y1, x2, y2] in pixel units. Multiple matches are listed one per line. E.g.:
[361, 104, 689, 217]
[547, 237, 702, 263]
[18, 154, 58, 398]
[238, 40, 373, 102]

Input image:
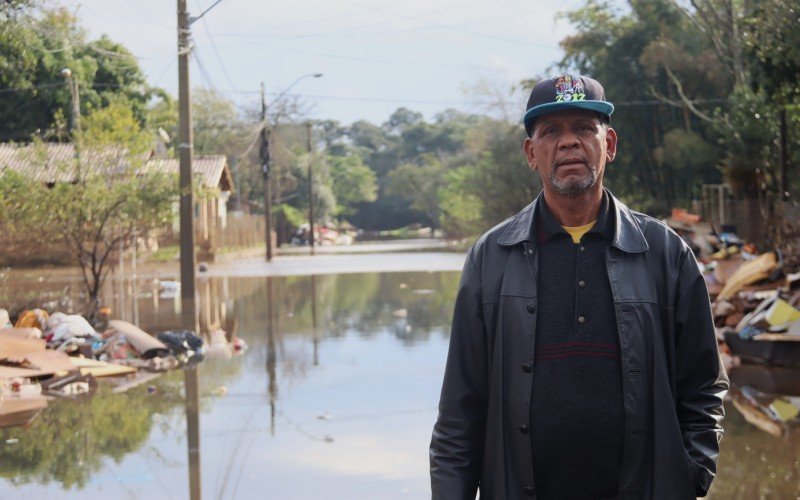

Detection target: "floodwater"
[1, 270, 799, 499]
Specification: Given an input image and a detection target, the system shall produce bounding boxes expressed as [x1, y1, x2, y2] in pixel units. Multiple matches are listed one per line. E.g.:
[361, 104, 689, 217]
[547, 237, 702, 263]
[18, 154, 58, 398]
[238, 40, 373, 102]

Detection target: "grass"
[148, 245, 179, 262]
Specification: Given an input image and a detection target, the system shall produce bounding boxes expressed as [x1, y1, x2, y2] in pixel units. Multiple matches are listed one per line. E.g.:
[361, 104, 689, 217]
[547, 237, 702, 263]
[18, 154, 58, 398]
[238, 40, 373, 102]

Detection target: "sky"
[61, 0, 591, 125]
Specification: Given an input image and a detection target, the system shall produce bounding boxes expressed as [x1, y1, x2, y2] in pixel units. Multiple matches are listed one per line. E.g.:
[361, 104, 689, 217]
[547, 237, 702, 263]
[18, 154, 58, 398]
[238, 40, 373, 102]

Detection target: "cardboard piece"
[765, 299, 800, 327]
[718, 252, 778, 301]
[69, 357, 137, 377]
[0, 333, 46, 357]
[0, 327, 43, 340]
[108, 320, 170, 359]
[0, 397, 48, 428]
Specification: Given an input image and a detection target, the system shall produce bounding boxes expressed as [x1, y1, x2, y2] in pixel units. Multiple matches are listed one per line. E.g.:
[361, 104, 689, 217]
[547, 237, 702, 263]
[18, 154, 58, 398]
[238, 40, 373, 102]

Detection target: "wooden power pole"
[177, 0, 196, 300]
[261, 83, 273, 261]
[306, 121, 315, 255]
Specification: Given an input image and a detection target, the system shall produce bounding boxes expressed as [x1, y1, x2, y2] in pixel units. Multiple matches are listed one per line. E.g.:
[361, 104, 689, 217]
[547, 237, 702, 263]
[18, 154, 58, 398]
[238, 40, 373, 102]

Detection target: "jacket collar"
[496, 188, 649, 253]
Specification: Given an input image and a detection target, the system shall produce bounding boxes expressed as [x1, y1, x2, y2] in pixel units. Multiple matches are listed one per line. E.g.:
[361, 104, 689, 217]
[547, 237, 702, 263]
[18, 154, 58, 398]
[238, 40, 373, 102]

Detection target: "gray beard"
[548, 162, 598, 196]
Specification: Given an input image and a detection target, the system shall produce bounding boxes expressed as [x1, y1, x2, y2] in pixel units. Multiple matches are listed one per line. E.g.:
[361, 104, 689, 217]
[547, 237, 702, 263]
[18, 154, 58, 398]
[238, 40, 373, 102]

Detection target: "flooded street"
[1, 266, 798, 498]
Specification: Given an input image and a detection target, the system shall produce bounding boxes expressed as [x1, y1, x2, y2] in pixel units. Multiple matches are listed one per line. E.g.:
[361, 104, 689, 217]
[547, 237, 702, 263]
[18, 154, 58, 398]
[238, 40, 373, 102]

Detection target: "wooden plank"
[0, 327, 43, 340]
[69, 357, 138, 377]
[753, 333, 800, 342]
[0, 350, 74, 378]
[0, 397, 48, 428]
[0, 334, 45, 357]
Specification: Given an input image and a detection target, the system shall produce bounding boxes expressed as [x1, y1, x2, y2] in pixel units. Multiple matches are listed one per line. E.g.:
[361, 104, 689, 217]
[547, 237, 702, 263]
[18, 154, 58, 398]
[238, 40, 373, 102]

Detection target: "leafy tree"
[0, 102, 177, 315]
[329, 154, 377, 220]
[0, 5, 157, 142]
[439, 122, 540, 237]
[387, 154, 447, 230]
[558, 0, 727, 213]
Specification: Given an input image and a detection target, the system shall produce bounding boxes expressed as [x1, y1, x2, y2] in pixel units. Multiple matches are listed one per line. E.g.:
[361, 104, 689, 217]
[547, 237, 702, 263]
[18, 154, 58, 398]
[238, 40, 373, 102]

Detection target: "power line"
[337, 0, 558, 49]
[191, 45, 219, 92]
[194, 0, 240, 92]
[0, 81, 147, 94]
[219, 91, 731, 109]
[0, 80, 732, 109]
[209, 42, 491, 72]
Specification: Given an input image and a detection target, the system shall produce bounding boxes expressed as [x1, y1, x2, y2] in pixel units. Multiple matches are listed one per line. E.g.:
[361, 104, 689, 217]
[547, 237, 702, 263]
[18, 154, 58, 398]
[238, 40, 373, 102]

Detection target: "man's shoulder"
[630, 209, 685, 243]
[621, 205, 693, 266]
[467, 203, 533, 259]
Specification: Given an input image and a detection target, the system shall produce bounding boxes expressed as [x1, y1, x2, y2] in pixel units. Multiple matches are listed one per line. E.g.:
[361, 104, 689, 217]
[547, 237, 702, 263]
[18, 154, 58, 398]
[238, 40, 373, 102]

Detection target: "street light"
[272, 73, 323, 107]
[261, 73, 323, 262]
[60, 68, 81, 143]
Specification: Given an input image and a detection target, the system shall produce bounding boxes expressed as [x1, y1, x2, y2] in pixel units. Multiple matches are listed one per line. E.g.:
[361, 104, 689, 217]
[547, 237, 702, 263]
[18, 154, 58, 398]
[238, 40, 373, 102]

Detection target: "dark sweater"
[530, 193, 625, 499]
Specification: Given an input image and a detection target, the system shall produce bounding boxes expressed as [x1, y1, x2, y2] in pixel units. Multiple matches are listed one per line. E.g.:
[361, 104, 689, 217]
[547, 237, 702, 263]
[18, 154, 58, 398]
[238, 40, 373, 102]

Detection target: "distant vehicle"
[290, 224, 353, 246]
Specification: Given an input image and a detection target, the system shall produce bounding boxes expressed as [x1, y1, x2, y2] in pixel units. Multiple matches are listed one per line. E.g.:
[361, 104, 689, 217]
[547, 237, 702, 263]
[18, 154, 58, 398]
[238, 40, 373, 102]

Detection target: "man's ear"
[605, 127, 618, 162]
[523, 137, 538, 171]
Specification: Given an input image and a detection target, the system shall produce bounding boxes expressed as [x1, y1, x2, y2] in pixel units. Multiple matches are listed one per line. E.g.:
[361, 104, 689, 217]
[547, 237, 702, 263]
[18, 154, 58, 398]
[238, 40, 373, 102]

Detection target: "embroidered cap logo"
[554, 75, 586, 103]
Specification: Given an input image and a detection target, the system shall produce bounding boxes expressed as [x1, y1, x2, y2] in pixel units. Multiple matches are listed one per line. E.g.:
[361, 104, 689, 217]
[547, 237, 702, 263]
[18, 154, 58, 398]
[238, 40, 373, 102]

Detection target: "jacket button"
[518, 424, 529, 434]
[523, 485, 534, 496]
[526, 301, 536, 313]
[577, 315, 586, 324]
[521, 363, 532, 373]
[578, 280, 586, 288]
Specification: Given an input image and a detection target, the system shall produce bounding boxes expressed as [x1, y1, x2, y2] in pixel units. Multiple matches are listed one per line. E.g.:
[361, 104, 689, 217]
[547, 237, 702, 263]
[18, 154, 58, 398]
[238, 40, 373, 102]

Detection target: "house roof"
[0, 143, 234, 192]
[146, 155, 234, 192]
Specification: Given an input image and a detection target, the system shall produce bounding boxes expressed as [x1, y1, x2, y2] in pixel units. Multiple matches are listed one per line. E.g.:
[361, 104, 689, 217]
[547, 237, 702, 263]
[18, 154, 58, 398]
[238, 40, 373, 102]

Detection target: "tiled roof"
[0, 143, 233, 191]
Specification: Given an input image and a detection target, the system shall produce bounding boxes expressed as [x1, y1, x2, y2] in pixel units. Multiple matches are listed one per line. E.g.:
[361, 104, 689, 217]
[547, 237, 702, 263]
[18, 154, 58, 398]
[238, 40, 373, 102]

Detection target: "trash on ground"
[0, 305, 248, 429]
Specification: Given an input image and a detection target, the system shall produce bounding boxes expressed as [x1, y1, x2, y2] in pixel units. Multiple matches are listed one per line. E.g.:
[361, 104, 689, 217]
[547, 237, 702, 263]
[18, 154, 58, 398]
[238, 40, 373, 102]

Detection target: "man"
[430, 75, 728, 499]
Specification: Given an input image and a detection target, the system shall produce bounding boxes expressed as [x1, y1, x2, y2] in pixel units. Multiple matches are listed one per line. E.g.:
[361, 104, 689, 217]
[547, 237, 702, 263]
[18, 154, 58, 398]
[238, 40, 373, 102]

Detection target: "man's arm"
[674, 249, 729, 497]
[430, 250, 488, 500]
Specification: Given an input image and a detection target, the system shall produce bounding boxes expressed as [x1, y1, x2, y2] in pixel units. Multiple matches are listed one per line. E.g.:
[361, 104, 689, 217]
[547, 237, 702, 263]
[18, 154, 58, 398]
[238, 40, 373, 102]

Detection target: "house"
[0, 142, 235, 259]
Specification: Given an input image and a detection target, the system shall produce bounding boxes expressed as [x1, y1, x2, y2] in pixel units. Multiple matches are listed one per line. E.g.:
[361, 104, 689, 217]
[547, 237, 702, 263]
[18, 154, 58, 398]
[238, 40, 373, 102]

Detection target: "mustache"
[552, 157, 589, 169]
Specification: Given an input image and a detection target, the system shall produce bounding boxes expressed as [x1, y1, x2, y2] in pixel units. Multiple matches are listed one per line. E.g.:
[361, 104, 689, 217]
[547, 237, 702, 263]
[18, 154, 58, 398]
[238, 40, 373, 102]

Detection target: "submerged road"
[201, 239, 469, 277]
[206, 250, 467, 277]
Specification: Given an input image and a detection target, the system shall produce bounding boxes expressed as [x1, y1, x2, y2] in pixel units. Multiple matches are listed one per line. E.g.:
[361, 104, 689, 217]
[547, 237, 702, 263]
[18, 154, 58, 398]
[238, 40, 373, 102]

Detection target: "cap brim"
[523, 101, 614, 128]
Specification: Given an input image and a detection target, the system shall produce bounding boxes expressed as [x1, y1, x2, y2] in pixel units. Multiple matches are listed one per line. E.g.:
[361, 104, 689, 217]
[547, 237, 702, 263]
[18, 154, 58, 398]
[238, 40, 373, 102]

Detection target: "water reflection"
[3, 271, 460, 498]
[185, 367, 201, 500]
[708, 365, 800, 498]
[5, 271, 798, 497]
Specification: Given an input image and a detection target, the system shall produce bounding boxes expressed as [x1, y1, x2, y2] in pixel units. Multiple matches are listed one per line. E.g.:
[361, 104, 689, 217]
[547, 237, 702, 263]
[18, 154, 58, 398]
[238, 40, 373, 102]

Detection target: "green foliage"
[329, 154, 377, 219]
[439, 165, 486, 237]
[0, 380, 184, 489]
[714, 85, 778, 195]
[387, 155, 447, 228]
[0, 101, 177, 309]
[654, 128, 719, 198]
[81, 98, 150, 153]
[0, 5, 159, 142]
[557, 0, 725, 212]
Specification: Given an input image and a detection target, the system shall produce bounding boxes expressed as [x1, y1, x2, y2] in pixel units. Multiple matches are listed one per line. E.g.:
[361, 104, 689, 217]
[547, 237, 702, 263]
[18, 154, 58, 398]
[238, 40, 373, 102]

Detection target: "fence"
[159, 211, 268, 261]
[700, 184, 799, 246]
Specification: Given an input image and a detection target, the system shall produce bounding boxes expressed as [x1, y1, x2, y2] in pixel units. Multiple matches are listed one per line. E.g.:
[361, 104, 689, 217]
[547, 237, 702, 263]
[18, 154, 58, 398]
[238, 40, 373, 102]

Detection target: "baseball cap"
[523, 74, 614, 134]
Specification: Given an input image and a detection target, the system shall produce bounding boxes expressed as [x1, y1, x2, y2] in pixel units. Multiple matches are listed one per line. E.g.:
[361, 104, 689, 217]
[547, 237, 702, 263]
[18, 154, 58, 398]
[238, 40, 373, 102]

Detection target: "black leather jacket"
[430, 190, 728, 499]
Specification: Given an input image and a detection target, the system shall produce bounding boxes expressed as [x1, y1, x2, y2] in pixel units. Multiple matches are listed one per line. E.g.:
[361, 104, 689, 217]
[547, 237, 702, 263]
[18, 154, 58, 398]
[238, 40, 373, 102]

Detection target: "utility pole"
[177, 0, 195, 301]
[261, 83, 273, 262]
[306, 121, 315, 255]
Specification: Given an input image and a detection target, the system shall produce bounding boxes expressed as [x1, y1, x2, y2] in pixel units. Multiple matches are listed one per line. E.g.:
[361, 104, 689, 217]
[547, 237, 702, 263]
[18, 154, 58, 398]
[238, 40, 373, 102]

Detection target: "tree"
[0, 102, 177, 315]
[557, 0, 729, 213]
[329, 154, 377, 220]
[439, 121, 540, 237]
[0, 5, 156, 142]
[387, 154, 448, 230]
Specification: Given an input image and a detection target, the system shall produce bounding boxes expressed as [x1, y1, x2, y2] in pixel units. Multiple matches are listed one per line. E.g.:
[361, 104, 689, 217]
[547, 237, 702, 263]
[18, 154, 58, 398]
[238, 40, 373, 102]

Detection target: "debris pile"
[0, 308, 245, 429]
[665, 209, 800, 370]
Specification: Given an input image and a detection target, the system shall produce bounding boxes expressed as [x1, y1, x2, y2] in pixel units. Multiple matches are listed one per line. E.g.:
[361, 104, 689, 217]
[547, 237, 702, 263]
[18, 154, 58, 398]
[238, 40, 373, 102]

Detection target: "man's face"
[523, 110, 617, 197]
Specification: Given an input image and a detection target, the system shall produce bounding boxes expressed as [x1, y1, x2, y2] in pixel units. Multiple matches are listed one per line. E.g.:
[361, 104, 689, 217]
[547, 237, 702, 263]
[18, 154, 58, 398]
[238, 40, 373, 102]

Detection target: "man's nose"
[557, 130, 580, 149]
